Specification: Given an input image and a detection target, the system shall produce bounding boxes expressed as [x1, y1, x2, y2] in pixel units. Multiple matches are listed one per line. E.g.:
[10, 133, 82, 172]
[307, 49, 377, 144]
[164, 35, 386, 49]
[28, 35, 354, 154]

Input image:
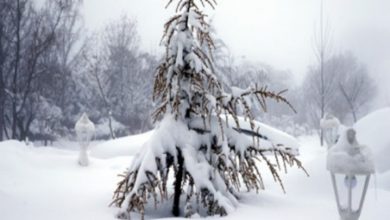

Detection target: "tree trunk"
[0, 89, 4, 141]
[92, 62, 115, 139]
[11, 0, 22, 140]
[108, 110, 115, 139]
[339, 83, 358, 123]
[0, 21, 4, 141]
[172, 147, 184, 216]
[351, 110, 357, 123]
[319, 0, 325, 147]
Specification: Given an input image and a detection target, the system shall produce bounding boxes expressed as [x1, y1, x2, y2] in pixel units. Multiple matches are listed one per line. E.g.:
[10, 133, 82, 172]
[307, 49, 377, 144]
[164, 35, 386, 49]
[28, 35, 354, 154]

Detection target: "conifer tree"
[111, 0, 306, 218]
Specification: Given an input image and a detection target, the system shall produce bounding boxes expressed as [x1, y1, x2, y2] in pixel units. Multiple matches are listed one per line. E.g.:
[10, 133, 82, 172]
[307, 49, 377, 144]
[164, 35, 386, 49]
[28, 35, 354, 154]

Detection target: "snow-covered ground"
[1, 109, 390, 219]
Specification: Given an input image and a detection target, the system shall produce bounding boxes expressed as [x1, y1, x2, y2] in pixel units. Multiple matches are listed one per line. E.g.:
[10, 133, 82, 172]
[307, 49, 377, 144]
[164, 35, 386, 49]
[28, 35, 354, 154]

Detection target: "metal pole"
[331, 173, 343, 215]
[347, 175, 353, 213]
[357, 175, 371, 215]
[331, 173, 371, 220]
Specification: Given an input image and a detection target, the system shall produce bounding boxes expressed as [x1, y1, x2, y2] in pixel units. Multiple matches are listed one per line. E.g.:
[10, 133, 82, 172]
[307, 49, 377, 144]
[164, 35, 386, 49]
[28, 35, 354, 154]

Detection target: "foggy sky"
[82, 0, 390, 106]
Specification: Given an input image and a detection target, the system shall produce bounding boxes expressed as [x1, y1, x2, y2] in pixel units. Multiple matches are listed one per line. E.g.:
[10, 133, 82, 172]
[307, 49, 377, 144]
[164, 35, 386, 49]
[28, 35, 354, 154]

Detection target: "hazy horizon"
[81, 0, 390, 107]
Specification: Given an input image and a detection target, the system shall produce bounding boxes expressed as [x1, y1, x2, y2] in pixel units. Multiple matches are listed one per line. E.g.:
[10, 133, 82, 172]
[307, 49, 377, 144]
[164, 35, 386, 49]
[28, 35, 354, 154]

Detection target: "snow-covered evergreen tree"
[111, 0, 306, 218]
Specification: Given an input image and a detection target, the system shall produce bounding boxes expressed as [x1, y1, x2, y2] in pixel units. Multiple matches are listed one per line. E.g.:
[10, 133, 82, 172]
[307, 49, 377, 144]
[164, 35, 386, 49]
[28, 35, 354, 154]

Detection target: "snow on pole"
[327, 128, 374, 175]
[75, 113, 95, 166]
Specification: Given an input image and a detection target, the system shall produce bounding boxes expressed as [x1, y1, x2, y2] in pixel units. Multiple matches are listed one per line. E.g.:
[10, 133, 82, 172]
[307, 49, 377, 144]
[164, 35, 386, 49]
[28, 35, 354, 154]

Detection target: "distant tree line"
[215, 40, 377, 136]
[0, 0, 157, 142]
[0, 0, 377, 143]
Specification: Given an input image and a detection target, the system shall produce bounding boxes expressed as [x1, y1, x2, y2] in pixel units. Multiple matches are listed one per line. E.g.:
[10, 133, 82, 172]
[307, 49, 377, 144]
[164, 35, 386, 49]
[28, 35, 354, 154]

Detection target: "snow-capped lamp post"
[75, 113, 95, 166]
[320, 113, 340, 148]
[327, 128, 374, 220]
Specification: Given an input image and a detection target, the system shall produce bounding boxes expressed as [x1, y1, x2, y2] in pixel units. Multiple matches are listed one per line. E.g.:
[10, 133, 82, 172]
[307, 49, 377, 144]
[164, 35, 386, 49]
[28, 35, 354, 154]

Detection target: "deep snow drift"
[1, 108, 390, 219]
[1, 133, 390, 219]
[91, 131, 153, 159]
[354, 107, 390, 173]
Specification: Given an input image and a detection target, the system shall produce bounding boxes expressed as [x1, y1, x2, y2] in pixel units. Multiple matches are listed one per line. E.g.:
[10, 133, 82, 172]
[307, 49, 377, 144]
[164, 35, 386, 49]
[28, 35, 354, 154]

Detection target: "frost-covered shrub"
[94, 118, 128, 140]
[29, 97, 63, 145]
[111, 0, 306, 219]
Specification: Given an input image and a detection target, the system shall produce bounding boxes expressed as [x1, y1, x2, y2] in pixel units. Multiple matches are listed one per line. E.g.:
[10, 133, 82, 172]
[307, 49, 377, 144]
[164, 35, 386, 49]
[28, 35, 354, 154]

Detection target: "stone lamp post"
[320, 113, 340, 149]
[75, 113, 95, 166]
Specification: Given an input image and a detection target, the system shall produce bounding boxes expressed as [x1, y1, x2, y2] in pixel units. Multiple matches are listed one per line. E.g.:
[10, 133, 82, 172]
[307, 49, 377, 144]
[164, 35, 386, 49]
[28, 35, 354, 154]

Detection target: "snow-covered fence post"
[327, 128, 374, 220]
[320, 114, 340, 148]
[75, 113, 95, 166]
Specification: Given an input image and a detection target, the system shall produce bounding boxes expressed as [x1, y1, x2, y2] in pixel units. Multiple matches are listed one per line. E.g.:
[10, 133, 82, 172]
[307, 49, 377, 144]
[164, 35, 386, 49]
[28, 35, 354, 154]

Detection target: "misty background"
[0, 0, 389, 143]
[82, 0, 390, 97]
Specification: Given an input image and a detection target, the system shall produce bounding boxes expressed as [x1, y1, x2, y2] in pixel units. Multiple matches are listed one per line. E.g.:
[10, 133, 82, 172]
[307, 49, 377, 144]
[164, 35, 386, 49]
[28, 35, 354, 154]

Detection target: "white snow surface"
[90, 131, 153, 159]
[1, 134, 390, 219]
[354, 107, 390, 173]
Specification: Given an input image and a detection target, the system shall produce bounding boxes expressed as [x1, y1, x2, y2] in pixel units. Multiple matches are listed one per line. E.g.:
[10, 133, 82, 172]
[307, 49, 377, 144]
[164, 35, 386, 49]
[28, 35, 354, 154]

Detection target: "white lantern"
[75, 113, 95, 166]
[327, 128, 375, 220]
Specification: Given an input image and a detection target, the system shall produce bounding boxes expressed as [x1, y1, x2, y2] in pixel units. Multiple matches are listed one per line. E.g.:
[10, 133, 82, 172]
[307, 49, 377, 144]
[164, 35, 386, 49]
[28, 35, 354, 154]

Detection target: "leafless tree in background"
[43, 0, 85, 125]
[0, 0, 13, 140]
[101, 16, 156, 133]
[80, 16, 157, 137]
[0, 0, 160, 141]
[335, 53, 376, 123]
[303, 52, 377, 127]
[212, 37, 301, 134]
[0, 0, 83, 141]
[312, 0, 333, 145]
[6, 0, 57, 140]
[83, 36, 116, 139]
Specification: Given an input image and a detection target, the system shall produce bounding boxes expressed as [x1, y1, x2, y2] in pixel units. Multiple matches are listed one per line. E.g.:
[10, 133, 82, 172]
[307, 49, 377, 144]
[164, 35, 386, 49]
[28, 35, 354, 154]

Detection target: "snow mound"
[327, 129, 375, 175]
[1, 135, 390, 219]
[90, 131, 153, 158]
[354, 108, 390, 172]
[0, 140, 129, 220]
[0, 140, 29, 149]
